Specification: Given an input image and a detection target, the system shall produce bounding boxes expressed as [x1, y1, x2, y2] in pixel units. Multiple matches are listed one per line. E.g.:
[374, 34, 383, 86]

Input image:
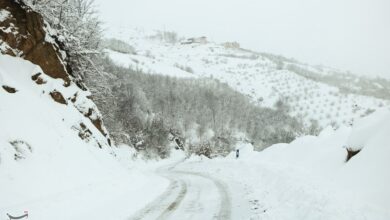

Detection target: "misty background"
[95, 0, 390, 79]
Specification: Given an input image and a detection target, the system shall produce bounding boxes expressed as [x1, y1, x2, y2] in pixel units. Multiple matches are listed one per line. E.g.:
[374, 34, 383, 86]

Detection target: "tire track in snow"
[128, 162, 231, 220]
[157, 179, 187, 219]
[128, 177, 184, 220]
[174, 171, 231, 220]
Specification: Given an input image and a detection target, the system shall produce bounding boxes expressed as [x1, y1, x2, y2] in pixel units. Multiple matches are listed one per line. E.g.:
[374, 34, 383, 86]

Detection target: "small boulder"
[31, 72, 46, 84]
[91, 117, 106, 136]
[50, 90, 67, 105]
[346, 147, 361, 162]
[2, 85, 17, 93]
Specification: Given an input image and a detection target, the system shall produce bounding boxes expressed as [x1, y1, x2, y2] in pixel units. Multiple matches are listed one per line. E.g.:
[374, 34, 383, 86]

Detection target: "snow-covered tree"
[24, 0, 102, 84]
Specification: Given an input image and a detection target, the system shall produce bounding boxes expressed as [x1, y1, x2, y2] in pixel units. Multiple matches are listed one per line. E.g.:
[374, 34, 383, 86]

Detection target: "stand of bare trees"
[89, 56, 303, 158]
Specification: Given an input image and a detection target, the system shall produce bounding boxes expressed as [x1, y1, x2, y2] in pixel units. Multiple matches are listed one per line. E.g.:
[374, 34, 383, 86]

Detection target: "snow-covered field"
[104, 28, 390, 129]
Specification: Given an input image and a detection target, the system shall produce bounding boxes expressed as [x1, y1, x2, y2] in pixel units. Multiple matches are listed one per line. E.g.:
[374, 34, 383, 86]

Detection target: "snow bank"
[345, 109, 389, 150]
[339, 109, 390, 207]
[178, 109, 390, 219]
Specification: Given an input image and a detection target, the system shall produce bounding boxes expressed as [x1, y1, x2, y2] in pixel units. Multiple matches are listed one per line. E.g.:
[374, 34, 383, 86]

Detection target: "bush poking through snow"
[9, 140, 32, 160]
[345, 147, 361, 162]
[70, 92, 78, 103]
[174, 63, 194, 73]
[189, 142, 213, 158]
[77, 123, 93, 140]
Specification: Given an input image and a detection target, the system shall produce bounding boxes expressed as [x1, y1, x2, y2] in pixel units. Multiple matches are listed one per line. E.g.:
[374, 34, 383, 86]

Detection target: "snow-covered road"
[129, 160, 251, 220]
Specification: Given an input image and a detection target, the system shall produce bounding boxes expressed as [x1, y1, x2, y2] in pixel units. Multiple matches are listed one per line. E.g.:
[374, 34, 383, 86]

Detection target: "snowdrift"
[180, 109, 390, 219]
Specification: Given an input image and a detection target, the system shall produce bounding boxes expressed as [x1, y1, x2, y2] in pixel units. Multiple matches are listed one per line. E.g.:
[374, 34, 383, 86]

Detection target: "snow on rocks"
[0, 9, 10, 22]
[0, 0, 70, 83]
[0, 54, 108, 147]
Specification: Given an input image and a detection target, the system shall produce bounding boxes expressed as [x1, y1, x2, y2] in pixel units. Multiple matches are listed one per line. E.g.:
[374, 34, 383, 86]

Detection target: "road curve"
[128, 167, 231, 220]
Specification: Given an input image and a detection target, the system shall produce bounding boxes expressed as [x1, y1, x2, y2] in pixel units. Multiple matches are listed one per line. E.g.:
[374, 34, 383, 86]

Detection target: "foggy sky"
[95, 0, 390, 78]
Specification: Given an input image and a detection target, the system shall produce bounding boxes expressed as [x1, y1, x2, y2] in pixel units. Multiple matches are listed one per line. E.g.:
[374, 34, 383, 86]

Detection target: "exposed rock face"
[0, 0, 111, 146]
[91, 118, 105, 136]
[0, 0, 70, 84]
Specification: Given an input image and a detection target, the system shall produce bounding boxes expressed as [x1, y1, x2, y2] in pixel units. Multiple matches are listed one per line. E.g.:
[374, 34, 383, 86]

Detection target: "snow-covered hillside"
[0, 54, 175, 219]
[104, 28, 390, 129]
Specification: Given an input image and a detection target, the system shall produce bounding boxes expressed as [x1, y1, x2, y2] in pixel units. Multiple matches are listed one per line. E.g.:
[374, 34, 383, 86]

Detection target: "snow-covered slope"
[104, 28, 390, 129]
[0, 55, 171, 219]
[0, 55, 108, 148]
[177, 109, 390, 219]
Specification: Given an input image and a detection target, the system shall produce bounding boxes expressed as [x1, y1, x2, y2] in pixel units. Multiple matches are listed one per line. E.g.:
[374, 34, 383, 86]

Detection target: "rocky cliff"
[0, 0, 111, 146]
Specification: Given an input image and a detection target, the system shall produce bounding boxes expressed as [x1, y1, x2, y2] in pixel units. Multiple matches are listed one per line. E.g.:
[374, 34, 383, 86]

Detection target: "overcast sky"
[95, 0, 390, 78]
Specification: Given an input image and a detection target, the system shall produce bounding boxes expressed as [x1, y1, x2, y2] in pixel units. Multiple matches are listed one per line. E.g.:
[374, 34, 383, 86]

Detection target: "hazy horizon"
[95, 0, 390, 79]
